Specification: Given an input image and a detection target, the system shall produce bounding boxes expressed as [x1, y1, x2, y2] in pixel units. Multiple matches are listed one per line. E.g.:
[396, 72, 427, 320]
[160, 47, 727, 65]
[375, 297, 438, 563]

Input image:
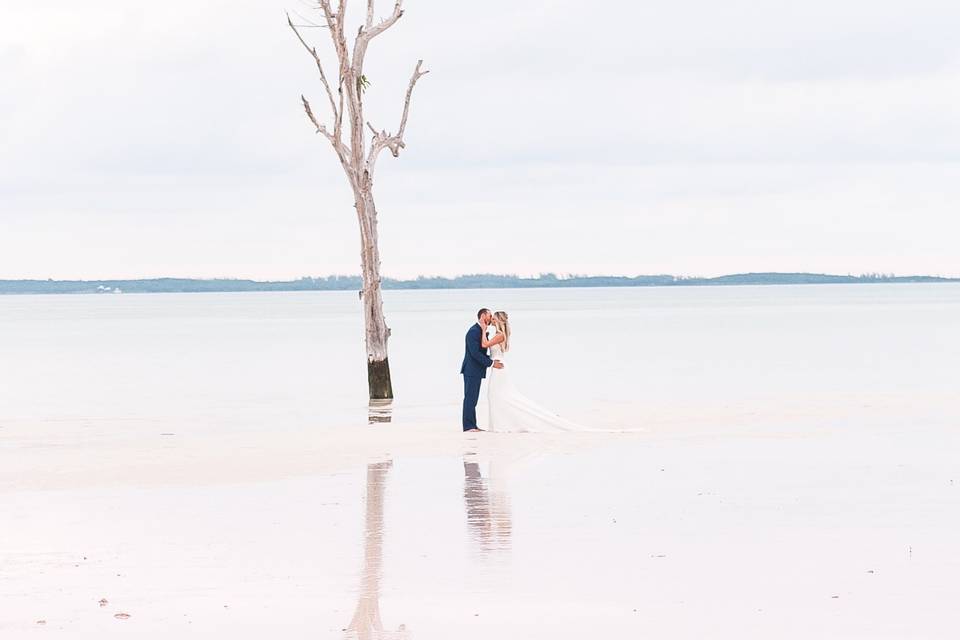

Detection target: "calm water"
[1, 284, 958, 431]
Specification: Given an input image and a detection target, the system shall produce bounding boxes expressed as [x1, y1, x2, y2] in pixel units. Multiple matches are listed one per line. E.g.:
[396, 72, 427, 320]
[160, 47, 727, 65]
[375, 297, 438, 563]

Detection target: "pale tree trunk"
[288, 1, 427, 400]
[356, 191, 393, 398]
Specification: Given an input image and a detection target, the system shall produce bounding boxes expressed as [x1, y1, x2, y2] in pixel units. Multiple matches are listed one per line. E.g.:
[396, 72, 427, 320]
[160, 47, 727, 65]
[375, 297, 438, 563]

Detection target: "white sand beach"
[2, 390, 959, 639]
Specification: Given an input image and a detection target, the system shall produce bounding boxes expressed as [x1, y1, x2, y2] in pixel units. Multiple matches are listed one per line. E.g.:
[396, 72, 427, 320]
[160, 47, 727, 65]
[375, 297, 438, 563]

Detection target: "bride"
[480, 311, 583, 433]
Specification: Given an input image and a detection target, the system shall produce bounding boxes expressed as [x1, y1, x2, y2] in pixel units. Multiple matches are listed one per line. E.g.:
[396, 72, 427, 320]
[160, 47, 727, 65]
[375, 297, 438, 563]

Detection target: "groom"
[460, 308, 504, 432]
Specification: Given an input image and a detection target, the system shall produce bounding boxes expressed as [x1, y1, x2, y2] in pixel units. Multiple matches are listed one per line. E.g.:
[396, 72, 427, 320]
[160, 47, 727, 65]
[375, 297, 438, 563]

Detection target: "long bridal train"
[485, 324, 586, 433]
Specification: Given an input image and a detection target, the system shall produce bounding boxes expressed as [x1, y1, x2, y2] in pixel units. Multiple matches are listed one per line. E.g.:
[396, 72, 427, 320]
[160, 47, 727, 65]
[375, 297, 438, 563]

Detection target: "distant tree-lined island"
[1, 273, 957, 295]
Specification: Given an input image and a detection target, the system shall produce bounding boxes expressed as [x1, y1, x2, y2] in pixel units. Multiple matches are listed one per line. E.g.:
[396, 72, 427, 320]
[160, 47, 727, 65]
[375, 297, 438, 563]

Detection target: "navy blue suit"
[460, 323, 493, 430]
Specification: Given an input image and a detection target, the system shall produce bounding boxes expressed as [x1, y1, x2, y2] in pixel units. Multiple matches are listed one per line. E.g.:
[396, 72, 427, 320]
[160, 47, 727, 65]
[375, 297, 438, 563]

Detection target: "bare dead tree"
[288, 1, 428, 400]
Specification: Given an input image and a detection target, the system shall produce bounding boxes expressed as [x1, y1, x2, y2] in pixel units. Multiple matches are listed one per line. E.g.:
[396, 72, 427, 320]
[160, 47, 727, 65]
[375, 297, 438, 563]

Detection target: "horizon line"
[3, 271, 959, 283]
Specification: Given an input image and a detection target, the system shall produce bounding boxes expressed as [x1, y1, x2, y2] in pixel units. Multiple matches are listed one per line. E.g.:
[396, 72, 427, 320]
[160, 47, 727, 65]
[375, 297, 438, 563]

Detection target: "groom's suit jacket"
[460, 323, 493, 378]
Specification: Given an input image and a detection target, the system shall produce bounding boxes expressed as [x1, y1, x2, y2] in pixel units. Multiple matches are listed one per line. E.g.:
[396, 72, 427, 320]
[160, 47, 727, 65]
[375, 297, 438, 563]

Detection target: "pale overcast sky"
[2, 0, 959, 279]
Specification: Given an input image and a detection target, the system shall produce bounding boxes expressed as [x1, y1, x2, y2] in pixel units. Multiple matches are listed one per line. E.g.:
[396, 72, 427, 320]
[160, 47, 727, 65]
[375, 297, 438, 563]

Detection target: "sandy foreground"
[2, 393, 958, 639]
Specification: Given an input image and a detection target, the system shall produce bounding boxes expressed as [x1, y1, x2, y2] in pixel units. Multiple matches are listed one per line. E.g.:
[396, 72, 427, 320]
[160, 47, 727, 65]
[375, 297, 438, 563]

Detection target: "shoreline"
[2, 388, 952, 494]
[3, 277, 959, 296]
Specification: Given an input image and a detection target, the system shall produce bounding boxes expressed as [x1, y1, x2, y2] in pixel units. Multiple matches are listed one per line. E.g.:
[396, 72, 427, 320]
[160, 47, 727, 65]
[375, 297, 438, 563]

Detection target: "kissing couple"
[460, 308, 583, 433]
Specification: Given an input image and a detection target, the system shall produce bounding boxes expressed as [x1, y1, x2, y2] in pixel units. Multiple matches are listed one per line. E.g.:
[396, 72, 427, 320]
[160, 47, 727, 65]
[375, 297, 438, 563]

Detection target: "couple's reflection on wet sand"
[342, 455, 514, 638]
[462, 456, 513, 554]
[344, 461, 408, 640]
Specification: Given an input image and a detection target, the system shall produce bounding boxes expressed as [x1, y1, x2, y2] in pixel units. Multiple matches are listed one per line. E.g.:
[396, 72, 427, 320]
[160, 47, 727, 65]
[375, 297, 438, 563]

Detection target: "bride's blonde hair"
[493, 311, 510, 352]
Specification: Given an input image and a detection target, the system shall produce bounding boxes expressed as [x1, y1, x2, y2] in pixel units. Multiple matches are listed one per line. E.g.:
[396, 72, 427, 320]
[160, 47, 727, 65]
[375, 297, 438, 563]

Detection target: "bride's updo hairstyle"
[494, 311, 510, 352]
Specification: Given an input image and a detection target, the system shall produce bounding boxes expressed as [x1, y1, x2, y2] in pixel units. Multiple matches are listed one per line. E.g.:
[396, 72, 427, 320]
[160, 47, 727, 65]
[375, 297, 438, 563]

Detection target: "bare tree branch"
[365, 121, 390, 168]
[365, 0, 376, 29]
[314, 0, 351, 146]
[287, 12, 339, 127]
[366, 140, 387, 170]
[365, 59, 428, 171]
[288, 9, 328, 29]
[352, 1, 403, 75]
[365, 1, 403, 41]
[336, 74, 345, 141]
[317, 0, 335, 24]
[301, 95, 331, 140]
[302, 95, 353, 163]
[395, 59, 427, 147]
[317, 0, 344, 47]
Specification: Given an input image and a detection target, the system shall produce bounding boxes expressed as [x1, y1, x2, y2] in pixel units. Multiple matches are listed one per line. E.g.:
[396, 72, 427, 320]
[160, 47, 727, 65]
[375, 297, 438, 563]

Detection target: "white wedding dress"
[486, 325, 583, 433]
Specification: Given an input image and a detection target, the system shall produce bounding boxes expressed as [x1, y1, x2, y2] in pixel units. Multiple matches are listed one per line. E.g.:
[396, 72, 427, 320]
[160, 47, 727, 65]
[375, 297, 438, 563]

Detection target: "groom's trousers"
[462, 375, 482, 431]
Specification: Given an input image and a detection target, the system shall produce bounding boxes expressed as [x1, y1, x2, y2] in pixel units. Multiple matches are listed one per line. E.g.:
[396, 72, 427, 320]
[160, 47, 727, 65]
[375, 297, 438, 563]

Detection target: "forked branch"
[291, 2, 425, 177]
[367, 59, 428, 166]
[353, 1, 404, 74]
[302, 95, 352, 165]
[364, 1, 404, 41]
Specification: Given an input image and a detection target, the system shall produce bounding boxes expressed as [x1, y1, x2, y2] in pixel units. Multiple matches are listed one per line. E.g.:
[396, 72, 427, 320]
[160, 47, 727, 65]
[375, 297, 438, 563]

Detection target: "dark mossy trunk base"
[367, 357, 394, 400]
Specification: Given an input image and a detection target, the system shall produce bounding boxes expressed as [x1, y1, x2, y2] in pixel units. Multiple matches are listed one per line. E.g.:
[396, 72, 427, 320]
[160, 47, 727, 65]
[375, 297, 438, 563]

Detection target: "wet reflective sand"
[3, 417, 959, 639]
